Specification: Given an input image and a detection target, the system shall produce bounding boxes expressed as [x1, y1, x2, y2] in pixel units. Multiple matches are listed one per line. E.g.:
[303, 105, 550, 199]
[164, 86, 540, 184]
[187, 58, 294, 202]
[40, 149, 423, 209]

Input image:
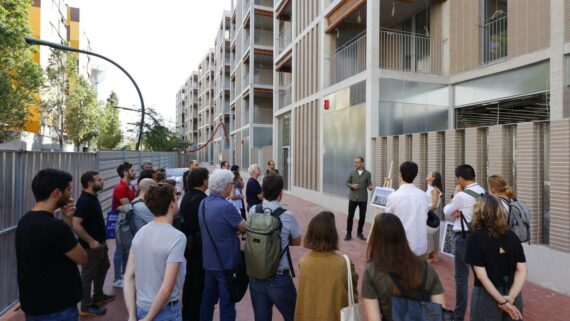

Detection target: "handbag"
[105, 210, 118, 239]
[201, 200, 249, 303]
[340, 255, 361, 321]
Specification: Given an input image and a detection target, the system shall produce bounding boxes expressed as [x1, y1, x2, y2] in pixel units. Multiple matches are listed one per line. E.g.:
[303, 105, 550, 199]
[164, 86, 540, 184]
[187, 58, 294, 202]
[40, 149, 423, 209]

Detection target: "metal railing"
[279, 85, 292, 109]
[254, 29, 273, 47]
[482, 15, 508, 64]
[243, 31, 251, 50]
[330, 32, 367, 85]
[242, 71, 250, 90]
[278, 22, 293, 54]
[254, 68, 273, 86]
[379, 28, 442, 75]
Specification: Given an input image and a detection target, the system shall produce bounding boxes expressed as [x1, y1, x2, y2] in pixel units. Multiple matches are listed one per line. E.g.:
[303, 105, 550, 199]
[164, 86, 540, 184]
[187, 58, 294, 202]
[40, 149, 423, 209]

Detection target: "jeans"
[347, 201, 367, 235]
[471, 286, 523, 321]
[136, 301, 182, 321]
[200, 270, 236, 321]
[454, 234, 470, 321]
[182, 252, 205, 321]
[113, 245, 128, 281]
[25, 306, 78, 321]
[249, 272, 296, 321]
[81, 244, 110, 308]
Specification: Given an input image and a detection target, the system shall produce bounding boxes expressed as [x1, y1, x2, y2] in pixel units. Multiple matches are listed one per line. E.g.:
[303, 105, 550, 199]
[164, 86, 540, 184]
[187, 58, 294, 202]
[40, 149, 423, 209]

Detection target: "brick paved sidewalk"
[2, 192, 569, 321]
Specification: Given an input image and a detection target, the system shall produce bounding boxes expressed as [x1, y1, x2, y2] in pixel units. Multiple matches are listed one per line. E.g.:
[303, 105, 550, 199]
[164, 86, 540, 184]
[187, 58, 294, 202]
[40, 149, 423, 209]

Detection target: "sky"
[67, 0, 232, 130]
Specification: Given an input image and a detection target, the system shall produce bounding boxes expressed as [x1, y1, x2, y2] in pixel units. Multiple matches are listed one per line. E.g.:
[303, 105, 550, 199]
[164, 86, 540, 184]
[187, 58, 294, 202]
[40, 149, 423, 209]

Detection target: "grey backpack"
[500, 197, 531, 243]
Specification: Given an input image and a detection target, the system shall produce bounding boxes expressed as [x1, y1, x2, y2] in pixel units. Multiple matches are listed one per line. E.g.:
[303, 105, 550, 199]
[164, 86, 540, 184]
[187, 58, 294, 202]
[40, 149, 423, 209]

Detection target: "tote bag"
[340, 255, 361, 321]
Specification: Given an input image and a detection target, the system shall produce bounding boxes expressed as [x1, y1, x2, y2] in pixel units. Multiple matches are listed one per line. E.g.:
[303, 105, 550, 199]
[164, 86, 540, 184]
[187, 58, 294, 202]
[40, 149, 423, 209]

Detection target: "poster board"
[441, 222, 455, 257]
[370, 187, 395, 209]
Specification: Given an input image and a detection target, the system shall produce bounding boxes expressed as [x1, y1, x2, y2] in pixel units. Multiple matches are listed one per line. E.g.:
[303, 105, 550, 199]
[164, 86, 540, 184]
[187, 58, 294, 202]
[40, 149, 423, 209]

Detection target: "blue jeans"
[136, 301, 182, 321]
[113, 246, 128, 280]
[25, 306, 78, 321]
[200, 270, 236, 321]
[454, 234, 469, 321]
[249, 272, 296, 321]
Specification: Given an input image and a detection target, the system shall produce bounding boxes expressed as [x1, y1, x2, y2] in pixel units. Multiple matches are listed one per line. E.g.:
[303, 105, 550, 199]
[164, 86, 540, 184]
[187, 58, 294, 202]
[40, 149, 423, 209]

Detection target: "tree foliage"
[97, 91, 122, 149]
[64, 75, 100, 151]
[130, 108, 189, 151]
[0, 0, 43, 142]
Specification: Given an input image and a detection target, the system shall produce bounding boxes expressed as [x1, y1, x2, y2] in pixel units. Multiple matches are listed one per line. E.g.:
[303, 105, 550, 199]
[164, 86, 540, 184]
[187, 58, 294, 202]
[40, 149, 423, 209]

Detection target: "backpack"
[115, 199, 143, 253]
[499, 197, 531, 243]
[244, 205, 294, 280]
[389, 262, 455, 321]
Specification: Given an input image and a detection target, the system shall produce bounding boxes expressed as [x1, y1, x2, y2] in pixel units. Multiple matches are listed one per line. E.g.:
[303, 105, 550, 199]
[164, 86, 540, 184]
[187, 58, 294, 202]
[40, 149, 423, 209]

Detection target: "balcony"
[329, 32, 367, 85]
[379, 28, 442, 75]
[254, 68, 273, 86]
[255, 0, 273, 7]
[278, 85, 292, 109]
[254, 29, 273, 47]
[242, 71, 250, 91]
[482, 15, 508, 65]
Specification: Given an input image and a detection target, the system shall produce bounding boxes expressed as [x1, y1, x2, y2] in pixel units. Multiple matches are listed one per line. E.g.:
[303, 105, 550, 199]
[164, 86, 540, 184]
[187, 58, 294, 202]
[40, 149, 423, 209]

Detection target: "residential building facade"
[176, 71, 199, 145]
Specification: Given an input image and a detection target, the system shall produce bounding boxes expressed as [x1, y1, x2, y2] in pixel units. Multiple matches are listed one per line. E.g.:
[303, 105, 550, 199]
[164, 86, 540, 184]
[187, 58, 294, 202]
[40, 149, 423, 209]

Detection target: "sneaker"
[93, 294, 115, 306]
[344, 234, 352, 241]
[357, 234, 367, 241]
[80, 305, 106, 316]
[113, 279, 124, 288]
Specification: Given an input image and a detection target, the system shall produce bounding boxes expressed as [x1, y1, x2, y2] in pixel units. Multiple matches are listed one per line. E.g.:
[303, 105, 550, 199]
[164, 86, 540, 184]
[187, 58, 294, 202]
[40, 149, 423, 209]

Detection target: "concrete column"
[427, 131, 445, 194]
[444, 129, 464, 195]
[464, 127, 487, 189]
[365, 0, 381, 177]
[550, 0, 567, 119]
[412, 133, 428, 190]
[487, 125, 514, 185]
[517, 122, 545, 245]
[549, 119, 570, 252]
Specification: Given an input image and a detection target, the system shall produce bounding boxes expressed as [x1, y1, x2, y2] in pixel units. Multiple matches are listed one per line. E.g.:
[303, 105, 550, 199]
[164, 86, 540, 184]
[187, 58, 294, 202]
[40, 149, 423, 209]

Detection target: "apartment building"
[197, 49, 216, 163]
[175, 71, 200, 144]
[272, 0, 570, 294]
[23, 0, 93, 151]
[213, 12, 233, 163]
[229, 0, 275, 169]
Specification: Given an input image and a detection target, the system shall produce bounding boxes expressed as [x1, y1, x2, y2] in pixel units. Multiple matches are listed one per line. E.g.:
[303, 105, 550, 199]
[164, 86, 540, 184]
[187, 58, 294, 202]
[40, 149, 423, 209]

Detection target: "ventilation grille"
[350, 81, 366, 105]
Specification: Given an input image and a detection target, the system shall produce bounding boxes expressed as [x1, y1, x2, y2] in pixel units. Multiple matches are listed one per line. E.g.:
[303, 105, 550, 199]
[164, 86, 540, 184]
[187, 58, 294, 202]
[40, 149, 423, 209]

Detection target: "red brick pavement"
[2, 192, 570, 321]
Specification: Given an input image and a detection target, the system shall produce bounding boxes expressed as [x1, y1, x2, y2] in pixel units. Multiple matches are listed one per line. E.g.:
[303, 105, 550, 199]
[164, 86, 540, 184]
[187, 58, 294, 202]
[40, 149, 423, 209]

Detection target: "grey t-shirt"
[130, 221, 187, 310]
[132, 200, 155, 232]
[248, 200, 301, 270]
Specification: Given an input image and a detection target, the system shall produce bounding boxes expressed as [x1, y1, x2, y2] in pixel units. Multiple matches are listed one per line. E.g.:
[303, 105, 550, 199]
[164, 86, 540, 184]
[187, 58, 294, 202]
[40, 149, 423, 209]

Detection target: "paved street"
[2, 192, 570, 321]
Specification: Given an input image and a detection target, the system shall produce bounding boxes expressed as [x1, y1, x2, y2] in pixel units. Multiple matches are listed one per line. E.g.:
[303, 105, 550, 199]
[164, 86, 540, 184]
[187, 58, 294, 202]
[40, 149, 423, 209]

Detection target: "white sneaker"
[113, 279, 124, 288]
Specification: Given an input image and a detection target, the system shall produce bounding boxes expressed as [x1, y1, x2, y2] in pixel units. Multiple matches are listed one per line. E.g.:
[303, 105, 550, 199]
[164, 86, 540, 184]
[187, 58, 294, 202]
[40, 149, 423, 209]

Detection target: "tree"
[0, 0, 43, 142]
[129, 107, 189, 151]
[43, 50, 78, 150]
[97, 91, 122, 149]
[64, 75, 100, 151]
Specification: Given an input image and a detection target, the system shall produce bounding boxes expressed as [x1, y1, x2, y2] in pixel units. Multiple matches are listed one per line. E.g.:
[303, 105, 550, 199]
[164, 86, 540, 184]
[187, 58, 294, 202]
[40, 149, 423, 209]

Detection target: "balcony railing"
[330, 32, 367, 85]
[242, 71, 250, 90]
[278, 23, 292, 54]
[254, 29, 273, 47]
[482, 15, 508, 64]
[255, 0, 273, 7]
[244, 31, 251, 50]
[254, 68, 273, 86]
[379, 28, 442, 75]
[278, 85, 292, 109]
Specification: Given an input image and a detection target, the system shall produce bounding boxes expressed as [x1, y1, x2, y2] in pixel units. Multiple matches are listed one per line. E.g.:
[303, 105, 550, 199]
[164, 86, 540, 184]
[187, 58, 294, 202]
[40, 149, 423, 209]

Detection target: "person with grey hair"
[199, 169, 247, 321]
[246, 164, 263, 211]
[141, 160, 153, 171]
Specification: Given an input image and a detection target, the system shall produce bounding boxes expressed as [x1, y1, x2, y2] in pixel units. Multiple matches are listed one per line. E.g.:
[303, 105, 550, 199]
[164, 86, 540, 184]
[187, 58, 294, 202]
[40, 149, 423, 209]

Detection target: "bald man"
[131, 178, 157, 232]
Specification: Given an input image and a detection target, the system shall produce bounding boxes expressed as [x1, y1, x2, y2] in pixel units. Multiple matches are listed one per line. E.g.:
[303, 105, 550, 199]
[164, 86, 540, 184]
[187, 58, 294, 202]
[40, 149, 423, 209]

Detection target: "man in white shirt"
[443, 164, 485, 321]
[385, 161, 429, 257]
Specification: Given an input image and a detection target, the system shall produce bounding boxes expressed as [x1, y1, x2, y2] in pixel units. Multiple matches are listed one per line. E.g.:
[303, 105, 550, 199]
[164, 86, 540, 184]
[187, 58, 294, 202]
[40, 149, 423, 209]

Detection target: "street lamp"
[25, 37, 146, 151]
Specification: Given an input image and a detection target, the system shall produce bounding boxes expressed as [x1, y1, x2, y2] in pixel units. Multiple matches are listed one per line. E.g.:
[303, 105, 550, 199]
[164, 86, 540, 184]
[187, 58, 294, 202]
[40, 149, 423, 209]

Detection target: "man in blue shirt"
[199, 169, 246, 321]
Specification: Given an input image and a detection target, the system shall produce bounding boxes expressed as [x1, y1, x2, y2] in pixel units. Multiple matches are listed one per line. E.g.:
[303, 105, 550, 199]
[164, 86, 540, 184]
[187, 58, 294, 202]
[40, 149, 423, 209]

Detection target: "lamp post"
[25, 37, 145, 151]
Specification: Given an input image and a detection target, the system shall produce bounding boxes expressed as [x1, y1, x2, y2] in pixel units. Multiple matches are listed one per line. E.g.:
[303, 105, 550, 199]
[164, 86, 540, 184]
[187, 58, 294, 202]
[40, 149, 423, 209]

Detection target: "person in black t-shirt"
[246, 164, 263, 211]
[16, 169, 87, 320]
[179, 167, 209, 321]
[466, 194, 527, 321]
[72, 171, 115, 316]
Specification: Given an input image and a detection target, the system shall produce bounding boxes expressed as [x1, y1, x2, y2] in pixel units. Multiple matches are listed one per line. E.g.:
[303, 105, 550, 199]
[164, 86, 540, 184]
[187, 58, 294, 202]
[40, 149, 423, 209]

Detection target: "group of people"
[14, 156, 527, 321]
[345, 157, 527, 321]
